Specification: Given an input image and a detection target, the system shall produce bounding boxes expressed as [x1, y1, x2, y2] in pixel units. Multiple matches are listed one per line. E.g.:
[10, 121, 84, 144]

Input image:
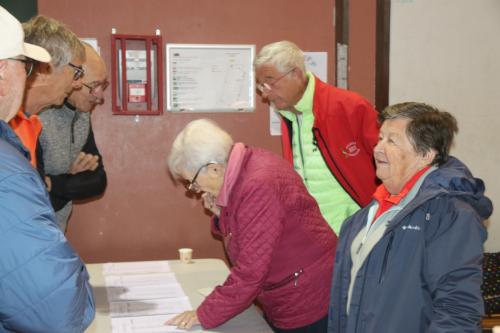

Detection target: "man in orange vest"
[9, 15, 85, 169]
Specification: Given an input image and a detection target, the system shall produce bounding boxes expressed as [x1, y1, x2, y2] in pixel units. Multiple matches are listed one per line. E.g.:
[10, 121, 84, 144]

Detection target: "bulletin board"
[166, 44, 255, 112]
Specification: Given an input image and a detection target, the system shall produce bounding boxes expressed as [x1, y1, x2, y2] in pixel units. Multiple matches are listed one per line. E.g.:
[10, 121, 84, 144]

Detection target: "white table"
[85, 259, 273, 332]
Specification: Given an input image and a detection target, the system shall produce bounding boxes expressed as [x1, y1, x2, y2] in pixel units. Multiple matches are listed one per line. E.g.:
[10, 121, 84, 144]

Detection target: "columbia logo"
[402, 225, 421, 231]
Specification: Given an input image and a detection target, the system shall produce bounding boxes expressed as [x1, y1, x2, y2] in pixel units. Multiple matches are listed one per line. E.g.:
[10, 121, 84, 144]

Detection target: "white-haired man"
[0, 6, 95, 332]
[255, 41, 379, 234]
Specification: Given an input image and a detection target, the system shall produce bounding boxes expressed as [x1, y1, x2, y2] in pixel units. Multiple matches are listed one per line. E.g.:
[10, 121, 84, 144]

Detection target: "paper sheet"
[103, 261, 171, 275]
[110, 296, 192, 318]
[105, 273, 178, 287]
[107, 283, 186, 302]
[111, 314, 189, 333]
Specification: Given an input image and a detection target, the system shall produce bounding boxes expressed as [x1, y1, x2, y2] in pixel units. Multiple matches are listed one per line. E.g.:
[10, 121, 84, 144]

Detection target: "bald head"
[68, 43, 107, 112]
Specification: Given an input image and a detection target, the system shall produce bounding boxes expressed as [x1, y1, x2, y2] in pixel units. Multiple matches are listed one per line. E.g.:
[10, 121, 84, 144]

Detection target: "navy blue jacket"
[328, 157, 491, 333]
[0, 121, 95, 332]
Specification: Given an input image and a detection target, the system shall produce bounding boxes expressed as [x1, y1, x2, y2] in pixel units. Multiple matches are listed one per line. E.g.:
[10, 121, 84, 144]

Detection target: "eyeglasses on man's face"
[82, 80, 109, 96]
[67, 62, 85, 80]
[186, 162, 217, 192]
[256, 67, 295, 93]
[8, 57, 35, 77]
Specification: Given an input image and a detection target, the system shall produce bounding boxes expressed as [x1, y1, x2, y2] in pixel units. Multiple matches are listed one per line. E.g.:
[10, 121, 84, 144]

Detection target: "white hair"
[254, 40, 305, 73]
[167, 119, 233, 179]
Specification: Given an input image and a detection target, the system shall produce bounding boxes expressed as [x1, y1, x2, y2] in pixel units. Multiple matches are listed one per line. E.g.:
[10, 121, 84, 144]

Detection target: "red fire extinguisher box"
[111, 33, 163, 115]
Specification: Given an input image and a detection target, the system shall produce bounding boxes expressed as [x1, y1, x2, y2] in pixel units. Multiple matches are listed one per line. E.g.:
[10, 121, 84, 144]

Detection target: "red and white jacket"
[281, 76, 379, 207]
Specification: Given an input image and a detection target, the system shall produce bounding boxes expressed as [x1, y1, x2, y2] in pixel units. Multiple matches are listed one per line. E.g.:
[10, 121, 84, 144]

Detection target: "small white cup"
[178, 248, 193, 264]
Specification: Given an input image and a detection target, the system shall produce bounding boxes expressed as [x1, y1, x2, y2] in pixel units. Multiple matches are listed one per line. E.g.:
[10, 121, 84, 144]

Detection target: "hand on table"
[202, 193, 220, 217]
[166, 310, 199, 330]
[69, 152, 99, 174]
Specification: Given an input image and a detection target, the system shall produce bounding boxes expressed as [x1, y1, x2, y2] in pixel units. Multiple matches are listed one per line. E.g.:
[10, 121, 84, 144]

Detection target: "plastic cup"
[178, 248, 193, 264]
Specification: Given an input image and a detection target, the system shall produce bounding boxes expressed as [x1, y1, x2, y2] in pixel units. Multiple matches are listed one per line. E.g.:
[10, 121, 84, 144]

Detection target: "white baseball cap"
[0, 6, 51, 62]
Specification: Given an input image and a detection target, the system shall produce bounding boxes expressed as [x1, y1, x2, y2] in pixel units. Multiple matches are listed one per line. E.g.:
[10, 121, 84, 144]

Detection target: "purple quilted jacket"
[197, 147, 337, 329]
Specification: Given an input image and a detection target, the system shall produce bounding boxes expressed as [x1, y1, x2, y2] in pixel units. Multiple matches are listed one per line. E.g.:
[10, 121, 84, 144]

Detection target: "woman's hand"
[202, 193, 220, 216]
[166, 310, 199, 329]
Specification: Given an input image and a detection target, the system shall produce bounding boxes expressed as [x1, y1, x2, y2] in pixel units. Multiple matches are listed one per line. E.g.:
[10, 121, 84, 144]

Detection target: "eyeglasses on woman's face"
[186, 162, 217, 192]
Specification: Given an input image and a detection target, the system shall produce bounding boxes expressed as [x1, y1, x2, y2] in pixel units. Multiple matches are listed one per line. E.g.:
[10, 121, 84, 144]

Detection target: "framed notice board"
[166, 44, 255, 112]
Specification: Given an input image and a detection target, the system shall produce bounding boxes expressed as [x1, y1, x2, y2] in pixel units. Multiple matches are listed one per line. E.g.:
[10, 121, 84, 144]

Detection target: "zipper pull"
[356, 242, 364, 254]
[294, 268, 304, 287]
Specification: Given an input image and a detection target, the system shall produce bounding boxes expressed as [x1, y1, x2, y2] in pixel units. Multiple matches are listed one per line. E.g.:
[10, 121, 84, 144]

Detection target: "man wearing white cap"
[0, 6, 95, 333]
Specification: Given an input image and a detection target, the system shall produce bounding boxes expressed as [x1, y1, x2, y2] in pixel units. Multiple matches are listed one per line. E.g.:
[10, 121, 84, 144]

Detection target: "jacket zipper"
[263, 268, 304, 291]
[70, 110, 78, 144]
[295, 114, 308, 184]
[312, 128, 360, 202]
[379, 232, 394, 283]
[353, 254, 371, 333]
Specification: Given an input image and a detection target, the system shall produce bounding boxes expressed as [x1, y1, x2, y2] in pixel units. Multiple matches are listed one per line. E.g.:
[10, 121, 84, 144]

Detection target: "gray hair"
[23, 15, 85, 69]
[254, 40, 305, 73]
[379, 102, 458, 166]
[167, 119, 234, 179]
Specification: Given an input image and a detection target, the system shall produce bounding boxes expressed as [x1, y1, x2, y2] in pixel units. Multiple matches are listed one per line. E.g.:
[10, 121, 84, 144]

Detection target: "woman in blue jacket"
[328, 102, 491, 333]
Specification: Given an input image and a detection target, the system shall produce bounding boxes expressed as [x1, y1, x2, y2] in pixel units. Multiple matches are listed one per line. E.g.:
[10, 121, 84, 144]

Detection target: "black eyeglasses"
[256, 67, 296, 93]
[67, 62, 85, 80]
[186, 162, 217, 192]
[82, 80, 109, 95]
[8, 58, 35, 77]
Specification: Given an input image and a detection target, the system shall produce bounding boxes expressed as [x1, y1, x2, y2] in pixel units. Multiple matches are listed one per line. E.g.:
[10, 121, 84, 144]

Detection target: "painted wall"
[389, 0, 500, 251]
[39, 0, 373, 263]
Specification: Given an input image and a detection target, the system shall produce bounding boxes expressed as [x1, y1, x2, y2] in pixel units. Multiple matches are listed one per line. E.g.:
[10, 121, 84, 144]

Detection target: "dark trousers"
[267, 315, 328, 333]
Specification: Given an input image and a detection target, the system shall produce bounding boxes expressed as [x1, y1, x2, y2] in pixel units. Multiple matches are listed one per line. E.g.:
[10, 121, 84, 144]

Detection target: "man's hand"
[202, 193, 220, 217]
[69, 152, 99, 175]
[44, 176, 52, 191]
[166, 310, 200, 329]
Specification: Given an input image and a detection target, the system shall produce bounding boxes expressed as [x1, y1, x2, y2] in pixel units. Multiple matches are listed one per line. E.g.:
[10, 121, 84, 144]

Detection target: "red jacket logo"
[342, 142, 360, 158]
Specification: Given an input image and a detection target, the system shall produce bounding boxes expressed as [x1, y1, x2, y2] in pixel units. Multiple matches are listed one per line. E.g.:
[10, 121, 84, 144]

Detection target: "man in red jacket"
[254, 41, 379, 234]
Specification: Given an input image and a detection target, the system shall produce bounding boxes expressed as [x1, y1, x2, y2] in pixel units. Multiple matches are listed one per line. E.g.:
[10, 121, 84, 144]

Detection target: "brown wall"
[349, 0, 377, 103]
[38, 0, 375, 263]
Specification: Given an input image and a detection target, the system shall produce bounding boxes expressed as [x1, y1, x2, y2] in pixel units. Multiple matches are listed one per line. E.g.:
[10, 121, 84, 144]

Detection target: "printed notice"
[167, 44, 255, 112]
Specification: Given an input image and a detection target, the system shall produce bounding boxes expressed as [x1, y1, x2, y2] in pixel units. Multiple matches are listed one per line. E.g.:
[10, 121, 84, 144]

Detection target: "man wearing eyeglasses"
[0, 6, 95, 332]
[9, 15, 85, 171]
[255, 41, 379, 235]
[23, 15, 86, 114]
[39, 42, 108, 232]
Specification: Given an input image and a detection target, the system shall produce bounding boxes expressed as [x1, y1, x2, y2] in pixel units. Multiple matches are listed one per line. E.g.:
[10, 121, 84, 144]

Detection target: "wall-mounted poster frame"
[166, 44, 255, 112]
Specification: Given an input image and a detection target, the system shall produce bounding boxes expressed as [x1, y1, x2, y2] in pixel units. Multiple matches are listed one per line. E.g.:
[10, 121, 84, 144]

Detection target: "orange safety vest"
[9, 108, 42, 168]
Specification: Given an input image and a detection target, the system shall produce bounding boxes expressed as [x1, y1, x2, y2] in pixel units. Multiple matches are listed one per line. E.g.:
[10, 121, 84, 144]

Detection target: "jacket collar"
[0, 120, 30, 159]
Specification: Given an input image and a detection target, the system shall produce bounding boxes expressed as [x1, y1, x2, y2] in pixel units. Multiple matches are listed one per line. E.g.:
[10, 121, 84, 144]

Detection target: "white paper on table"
[105, 273, 178, 287]
[197, 287, 214, 297]
[110, 296, 192, 318]
[103, 261, 171, 275]
[111, 314, 189, 333]
[107, 283, 186, 302]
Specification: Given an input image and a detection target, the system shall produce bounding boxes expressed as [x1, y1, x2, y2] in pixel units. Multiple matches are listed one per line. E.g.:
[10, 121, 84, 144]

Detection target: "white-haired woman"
[167, 119, 337, 333]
